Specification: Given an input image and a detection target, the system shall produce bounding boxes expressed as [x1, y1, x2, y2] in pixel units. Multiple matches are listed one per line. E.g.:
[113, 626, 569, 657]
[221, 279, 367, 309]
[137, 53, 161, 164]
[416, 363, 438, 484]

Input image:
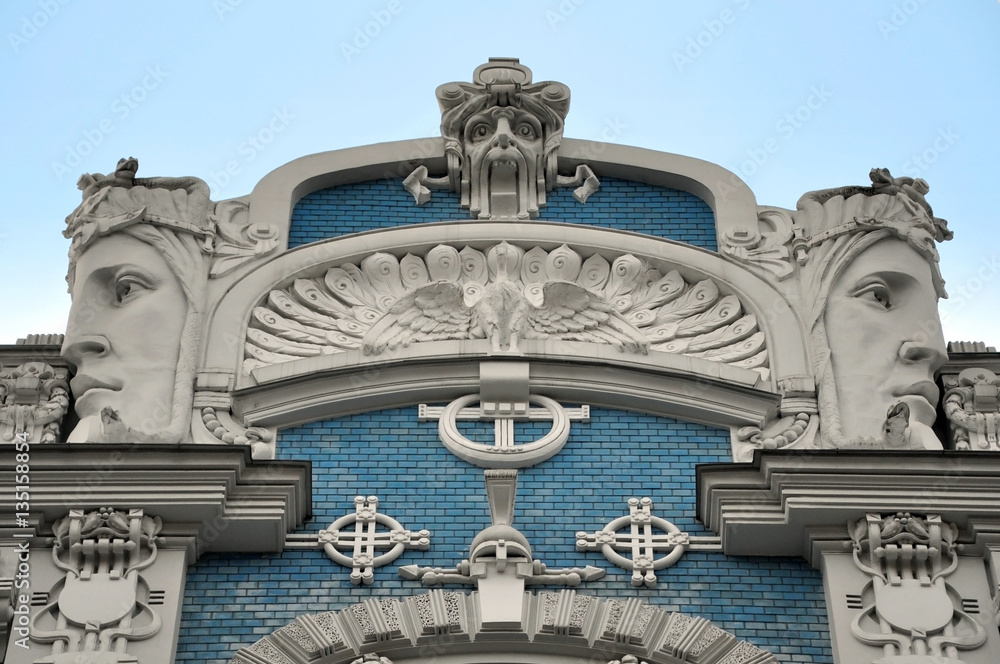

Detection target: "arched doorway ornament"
[227, 590, 777, 664]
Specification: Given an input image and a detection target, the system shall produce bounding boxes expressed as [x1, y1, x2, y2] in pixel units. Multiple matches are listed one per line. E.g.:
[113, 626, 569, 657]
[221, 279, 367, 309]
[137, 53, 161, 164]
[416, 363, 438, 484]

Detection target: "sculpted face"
[824, 239, 948, 446]
[62, 233, 187, 441]
[464, 106, 544, 219]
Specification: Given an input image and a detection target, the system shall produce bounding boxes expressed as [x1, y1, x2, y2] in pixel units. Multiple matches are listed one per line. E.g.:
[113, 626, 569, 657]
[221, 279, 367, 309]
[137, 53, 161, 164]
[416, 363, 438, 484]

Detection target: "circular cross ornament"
[576, 497, 689, 588]
[319, 496, 430, 585]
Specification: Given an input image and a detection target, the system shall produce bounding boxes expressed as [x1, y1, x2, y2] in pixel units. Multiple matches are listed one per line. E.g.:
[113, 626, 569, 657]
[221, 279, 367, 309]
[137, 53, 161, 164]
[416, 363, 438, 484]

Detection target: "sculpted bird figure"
[362, 242, 648, 355]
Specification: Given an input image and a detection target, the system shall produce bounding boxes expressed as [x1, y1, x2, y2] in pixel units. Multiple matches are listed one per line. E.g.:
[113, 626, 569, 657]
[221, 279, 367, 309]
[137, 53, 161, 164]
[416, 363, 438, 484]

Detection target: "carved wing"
[524, 281, 649, 353]
[361, 281, 476, 355]
[243, 244, 771, 381]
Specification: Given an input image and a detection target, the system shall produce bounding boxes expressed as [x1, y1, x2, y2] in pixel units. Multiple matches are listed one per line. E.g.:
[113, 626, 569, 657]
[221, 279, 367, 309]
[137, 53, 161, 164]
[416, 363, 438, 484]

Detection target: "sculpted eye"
[114, 275, 149, 304]
[471, 123, 491, 141]
[856, 282, 892, 309]
[515, 123, 536, 139]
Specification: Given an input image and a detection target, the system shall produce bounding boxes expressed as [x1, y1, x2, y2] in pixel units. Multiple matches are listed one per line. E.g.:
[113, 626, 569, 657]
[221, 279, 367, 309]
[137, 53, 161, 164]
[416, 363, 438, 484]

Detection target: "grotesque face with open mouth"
[463, 106, 545, 220]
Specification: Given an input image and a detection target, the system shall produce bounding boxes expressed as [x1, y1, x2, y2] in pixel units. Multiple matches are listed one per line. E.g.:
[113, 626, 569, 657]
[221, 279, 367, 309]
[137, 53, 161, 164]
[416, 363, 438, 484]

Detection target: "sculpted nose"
[898, 339, 948, 373]
[493, 119, 513, 149]
[61, 334, 111, 369]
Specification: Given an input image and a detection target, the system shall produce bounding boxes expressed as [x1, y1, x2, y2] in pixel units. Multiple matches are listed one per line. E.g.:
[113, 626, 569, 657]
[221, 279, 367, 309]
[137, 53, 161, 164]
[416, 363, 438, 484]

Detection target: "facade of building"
[2, 58, 1000, 664]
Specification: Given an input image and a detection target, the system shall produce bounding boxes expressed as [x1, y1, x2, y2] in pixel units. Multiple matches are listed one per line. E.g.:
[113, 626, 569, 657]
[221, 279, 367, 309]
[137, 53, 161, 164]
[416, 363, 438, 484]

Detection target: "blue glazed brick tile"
[176, 407, 830, 663]
[287, 177, 717, 249]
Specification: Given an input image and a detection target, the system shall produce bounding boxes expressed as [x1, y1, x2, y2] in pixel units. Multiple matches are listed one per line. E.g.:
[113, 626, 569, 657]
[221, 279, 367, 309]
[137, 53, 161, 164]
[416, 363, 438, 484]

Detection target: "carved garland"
[243, 243, 769, 378]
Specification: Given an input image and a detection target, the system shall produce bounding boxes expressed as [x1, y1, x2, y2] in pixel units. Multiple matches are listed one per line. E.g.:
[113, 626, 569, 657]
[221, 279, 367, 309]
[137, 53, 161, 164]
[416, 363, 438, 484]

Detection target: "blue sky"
[1, 1, 997, 345]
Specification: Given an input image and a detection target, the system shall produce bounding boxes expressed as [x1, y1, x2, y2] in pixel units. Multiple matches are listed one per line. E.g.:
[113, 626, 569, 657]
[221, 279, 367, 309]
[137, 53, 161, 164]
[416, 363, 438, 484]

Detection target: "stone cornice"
[0, 342, 63, 367]
[0, 444, 310, 556]
[696, 451, 1000, 562]
[234, 340, 779, 430]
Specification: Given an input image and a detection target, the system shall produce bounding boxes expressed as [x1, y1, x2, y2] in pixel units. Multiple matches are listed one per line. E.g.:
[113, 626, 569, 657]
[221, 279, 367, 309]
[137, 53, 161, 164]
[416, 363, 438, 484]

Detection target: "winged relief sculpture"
[363, 242, 646, 355]
[243, 242, 768, 377]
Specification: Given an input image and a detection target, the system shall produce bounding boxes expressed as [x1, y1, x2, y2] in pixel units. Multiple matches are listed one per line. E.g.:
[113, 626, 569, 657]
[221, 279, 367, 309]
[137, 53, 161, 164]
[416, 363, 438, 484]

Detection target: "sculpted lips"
[70, 374, 123, 401]
[892, 380, 940, 404]
[892, 380, 940, 424]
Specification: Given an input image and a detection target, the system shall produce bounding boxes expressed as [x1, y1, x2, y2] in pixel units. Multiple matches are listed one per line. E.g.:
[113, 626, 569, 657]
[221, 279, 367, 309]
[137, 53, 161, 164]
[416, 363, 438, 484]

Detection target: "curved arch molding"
[228, 590, 778, 664]
[205, 223, 804, 431]
[238, 137, 759, 255]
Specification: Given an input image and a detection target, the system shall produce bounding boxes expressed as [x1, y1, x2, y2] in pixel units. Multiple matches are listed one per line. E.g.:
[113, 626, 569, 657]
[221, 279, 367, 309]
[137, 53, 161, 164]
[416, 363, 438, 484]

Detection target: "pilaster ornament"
[243, 242, 768, 377]
[403, 58, 599, 220]
[943, 368, 1000, 451]
[576, 498, 688, 588]
[30, 508, 164, 663]
[318, 496, 430, 586]
[846, 512, 986, 662]
[0, 362, 69, 444]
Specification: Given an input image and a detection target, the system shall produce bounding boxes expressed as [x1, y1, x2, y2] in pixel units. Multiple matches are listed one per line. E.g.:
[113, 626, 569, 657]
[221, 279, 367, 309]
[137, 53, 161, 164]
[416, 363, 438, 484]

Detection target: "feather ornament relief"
[243, 242, 768, 377]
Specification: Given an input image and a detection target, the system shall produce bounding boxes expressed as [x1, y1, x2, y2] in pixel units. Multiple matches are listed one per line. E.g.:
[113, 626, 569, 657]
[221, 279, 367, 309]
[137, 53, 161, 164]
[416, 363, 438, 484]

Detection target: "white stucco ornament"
[420, 394, 588, 469]
[403, 58, 599, 220]
[944, 367, 1000, 450]
[244, 241, 768, 376]
[61, 158, 278, 448]
[728, 168, 954, 454]
[29, 508, 164, 662]
[0, 362, 69, 443]
[400, 470, 604, 629]
[847, 512, 986, 661]
[576, 497, 688, 588]
[319, 496, 430, 586]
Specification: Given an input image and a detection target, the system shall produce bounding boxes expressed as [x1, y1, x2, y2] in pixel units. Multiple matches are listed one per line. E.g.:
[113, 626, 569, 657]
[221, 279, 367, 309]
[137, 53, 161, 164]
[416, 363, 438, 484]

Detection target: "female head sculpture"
[61, 158, 214, 444]
[793, 168, 952, 449]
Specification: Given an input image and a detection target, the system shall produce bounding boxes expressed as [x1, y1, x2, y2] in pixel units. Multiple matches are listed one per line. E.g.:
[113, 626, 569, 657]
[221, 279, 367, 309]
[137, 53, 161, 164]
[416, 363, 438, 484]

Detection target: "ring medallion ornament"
[420, 393, 589, 468]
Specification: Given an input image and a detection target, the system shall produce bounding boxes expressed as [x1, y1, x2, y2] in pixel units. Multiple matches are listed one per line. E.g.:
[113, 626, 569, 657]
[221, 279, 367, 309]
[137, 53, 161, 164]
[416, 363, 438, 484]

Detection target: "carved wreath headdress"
[792, 168, 952, 296]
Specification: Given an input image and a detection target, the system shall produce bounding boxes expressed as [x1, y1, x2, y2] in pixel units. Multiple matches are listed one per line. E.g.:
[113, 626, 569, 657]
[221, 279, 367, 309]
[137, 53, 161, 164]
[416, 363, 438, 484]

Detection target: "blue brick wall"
[177, 408, 831, 663]
[288, 177, 718, 249]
